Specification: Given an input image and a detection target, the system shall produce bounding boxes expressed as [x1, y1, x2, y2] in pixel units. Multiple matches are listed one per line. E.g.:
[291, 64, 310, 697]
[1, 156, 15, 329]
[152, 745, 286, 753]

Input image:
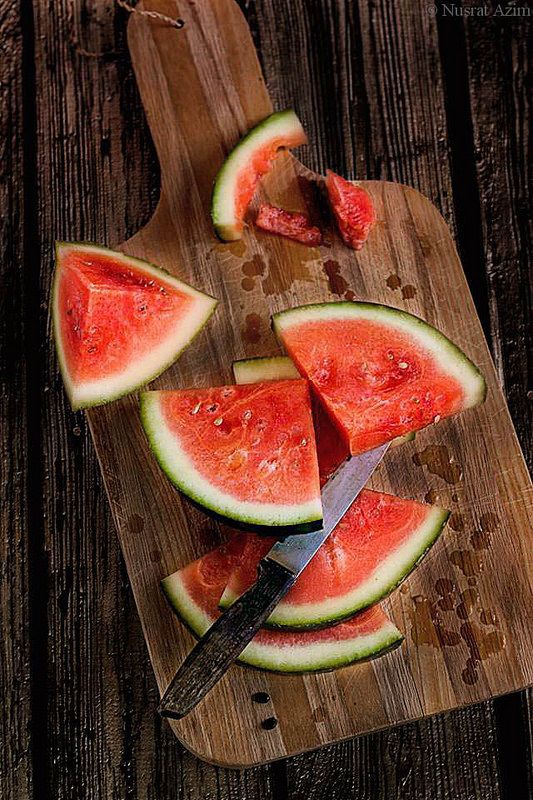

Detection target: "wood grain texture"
[250, 0, 506, 793]
[31, 0, 275, 795]
[458, 6, 533, 794]
[76, 0, 533, 767]
[32, 1, 164, 796]
[0, 3, 33, 798]
[8, 0, 527, 794]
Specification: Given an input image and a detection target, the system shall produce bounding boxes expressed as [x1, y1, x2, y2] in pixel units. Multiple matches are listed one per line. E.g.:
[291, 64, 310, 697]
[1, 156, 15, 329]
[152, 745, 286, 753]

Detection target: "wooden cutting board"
[86, 0, 533, 767]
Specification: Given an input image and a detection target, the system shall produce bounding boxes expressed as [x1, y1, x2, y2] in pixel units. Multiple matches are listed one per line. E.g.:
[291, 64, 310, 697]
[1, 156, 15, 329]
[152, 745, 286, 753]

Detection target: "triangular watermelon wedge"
[52, 243, 217, 409]
[219, 491, 448, 629]
[162, 538, 403, 673]
[224, 355, 448, 629]
[141, 380, 322, 533]
[273, 301, 486, 454]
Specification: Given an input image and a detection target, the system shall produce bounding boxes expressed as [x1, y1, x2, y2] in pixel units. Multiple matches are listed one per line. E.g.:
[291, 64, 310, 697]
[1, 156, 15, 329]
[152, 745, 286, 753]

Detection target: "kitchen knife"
[158, 443, 389, 720]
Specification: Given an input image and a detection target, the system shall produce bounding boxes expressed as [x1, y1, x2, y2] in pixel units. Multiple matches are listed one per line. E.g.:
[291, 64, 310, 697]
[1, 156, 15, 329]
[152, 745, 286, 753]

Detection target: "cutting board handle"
[127, 0, 273, 219]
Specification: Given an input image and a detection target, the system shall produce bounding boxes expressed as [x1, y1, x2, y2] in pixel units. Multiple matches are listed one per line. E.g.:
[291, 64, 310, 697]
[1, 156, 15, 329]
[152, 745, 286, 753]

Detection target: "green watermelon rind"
[161, 572, 404, 673]
[232, 355, 300, 383]
[140, 391, 323, 534]
[52, 242, 218, 411]
[211, 110, 307, 242]
[272, 301, 487, 410]
[220, 505, 449, 629]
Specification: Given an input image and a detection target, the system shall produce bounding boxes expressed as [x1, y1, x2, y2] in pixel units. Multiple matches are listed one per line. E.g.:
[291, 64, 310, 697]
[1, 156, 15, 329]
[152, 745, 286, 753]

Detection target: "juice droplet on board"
[401, 284, 417, 299]
[386, 273, 402, 290]
[412, 445, 463, 485]
[242, 313, 263, 344]
[323, 260, 350, 297]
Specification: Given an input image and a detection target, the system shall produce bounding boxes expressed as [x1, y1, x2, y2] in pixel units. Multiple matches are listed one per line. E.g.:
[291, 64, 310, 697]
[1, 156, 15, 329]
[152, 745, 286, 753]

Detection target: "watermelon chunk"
[273, 302, 486, 455]
[211, 110, 307, 241]
[140, 380, 322, 533]
[220, 491, 448, 628]
[228, 355, 447, 629]
[162, 539, 403, 673]
[232, 355, 414, 466]
[52, 243, 217, 410]
[255, 204, 322, 246]
[326, 170, 376, 250]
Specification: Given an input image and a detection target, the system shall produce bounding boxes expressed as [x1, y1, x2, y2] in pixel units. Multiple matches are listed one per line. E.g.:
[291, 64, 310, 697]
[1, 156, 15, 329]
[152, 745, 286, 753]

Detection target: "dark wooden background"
[1, 0, 531, 797]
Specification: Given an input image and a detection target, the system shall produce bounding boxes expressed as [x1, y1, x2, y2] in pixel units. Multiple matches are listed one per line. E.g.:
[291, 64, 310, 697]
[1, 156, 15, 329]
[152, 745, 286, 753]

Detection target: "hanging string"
[70, 0, 184, 59]
[116, 1, 184, 29]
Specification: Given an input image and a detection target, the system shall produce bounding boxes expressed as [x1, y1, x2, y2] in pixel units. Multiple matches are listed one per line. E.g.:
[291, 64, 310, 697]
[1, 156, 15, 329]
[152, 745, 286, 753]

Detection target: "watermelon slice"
[255, 204, 322, 246]
[211, 110, 307, 241]
[140, 380, 322, 533]
[228, 355, 448, 629]
[232, 355, 414, 462]
[52, 243, 217, 410]
[325, 170, 376, 250]
[162, 539, 403, 672]
[219, 491, 448, 628]
[273, 302, 486, 455]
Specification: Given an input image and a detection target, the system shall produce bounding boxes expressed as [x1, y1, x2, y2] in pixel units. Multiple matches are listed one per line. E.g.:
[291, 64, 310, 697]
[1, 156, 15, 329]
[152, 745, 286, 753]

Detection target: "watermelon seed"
[251, 692, 270, 704]
[261, 717, 278, 730]
[398, 361, 408, 369]
[206, 403, 218, 412]
[138, 304, 147, 313]
[190, 402, 201, 415]
[87, 346, 97, 353]
[387, 351, 394, 360]
[300, 438, 308, 447]
[243, 410, 252, 421]
[214, 417, 223, 426]
[433, 414, 441, 424]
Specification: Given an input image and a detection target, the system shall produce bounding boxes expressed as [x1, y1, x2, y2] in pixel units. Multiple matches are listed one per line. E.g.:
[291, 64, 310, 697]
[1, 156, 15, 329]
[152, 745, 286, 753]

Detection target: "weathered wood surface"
[1, 0, 530, 796]
[0, 2, 33, 799]
[77, 0, 533, 767]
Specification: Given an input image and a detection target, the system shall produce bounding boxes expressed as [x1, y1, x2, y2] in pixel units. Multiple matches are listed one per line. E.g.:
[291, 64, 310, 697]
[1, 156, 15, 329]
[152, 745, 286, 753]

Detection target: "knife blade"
[158, 443, 389, 720]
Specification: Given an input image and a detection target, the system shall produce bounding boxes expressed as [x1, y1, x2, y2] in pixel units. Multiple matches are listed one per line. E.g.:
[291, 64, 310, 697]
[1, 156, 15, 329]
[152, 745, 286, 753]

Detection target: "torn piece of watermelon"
[140, 380, 322, 533]
[219, 491, 448, 629]
[326, 170, 376, 250]
[211, 110, 307, 241]
[228, 355, 447, 629]
[273, 302, 486, 455]
[52, 243, 217, 410]
[255, 204, 322, 246]
[162, 539, 403, 673]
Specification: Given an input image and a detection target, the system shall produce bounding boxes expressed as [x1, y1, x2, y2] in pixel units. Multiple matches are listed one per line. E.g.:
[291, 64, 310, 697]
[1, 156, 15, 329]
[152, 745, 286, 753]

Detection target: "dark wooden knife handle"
[158, 559, 296, 720]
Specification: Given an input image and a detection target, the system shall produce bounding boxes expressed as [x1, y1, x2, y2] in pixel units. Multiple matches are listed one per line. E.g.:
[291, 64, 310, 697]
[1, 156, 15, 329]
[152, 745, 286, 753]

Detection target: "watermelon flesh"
[326, 170, 376, 250]
[220, 489, 448, 628]
[140, 380, 322, 532]
[211, 110, 307, 241]
[255, 204, 322, 246]
[227, 355, 448, 629]
[53, 243, 217, 409]
[232, 355, 414, 477]
[273, 302, 486, 455]
[162, 538, 403, 673]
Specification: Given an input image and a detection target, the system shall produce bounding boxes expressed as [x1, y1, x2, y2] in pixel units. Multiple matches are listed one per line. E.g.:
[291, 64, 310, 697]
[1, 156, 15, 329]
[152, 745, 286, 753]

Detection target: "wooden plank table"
[1, 0, 531, 797]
